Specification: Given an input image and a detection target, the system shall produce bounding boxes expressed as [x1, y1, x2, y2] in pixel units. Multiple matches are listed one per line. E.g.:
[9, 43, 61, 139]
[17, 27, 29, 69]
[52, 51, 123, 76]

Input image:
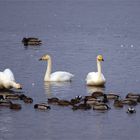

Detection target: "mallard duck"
[0, 95, 4, 100]
[93, 104, 110, 110]
[57, 100, 71, 106]
[34, 103, 51, 110]
[72, 98, 91, 110]
[22, 37, 42, 46]
[70, 95, 83, 105]
[10, 103, 22, 110]
[91, 91, 104, 98]
[113, 99, 123, 108]
[48, 97, 59, 104]
[122, 98, 137, 106]
[0, 100, 12, 107]
[23, 97, 33, 104]
[106, 93, 120, 100]
[126, 93, 140, 99]
[5, 94, 19, 100]
[126, 107, 136, 114]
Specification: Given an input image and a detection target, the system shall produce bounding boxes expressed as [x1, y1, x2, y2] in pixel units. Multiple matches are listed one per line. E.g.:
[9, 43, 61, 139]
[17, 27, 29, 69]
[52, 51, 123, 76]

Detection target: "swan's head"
[39, 54, 50, 61]
[15, 83, 22, 89]
[97, 55, 104, 61]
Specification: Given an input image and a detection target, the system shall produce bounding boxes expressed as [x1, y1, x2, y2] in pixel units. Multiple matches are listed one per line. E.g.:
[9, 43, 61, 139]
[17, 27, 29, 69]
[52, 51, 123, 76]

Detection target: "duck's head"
[39, 54, 50, 61]
[127, 107, 136, 113]
[97, 55, 104, 61]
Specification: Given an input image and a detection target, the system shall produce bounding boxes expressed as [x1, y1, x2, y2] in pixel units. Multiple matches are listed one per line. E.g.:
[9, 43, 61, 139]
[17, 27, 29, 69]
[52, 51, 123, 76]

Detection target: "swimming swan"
[86, 55, 106, 86]
[0, 69, 22, 89]
[39, 54, 74, 82]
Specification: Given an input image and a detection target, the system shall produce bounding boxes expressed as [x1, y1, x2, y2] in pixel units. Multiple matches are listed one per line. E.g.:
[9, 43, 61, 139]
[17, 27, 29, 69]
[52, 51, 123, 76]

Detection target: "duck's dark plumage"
[113, 99, 123, 108]
[22, 37, 42, 46]
[10, 103, 22, 110]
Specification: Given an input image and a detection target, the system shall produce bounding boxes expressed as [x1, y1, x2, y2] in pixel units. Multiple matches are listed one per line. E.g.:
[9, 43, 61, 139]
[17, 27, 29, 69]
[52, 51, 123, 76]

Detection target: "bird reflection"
[0, 89, 24, 96]
[44, 82, 72, 98]
[86, 86, 105, 95]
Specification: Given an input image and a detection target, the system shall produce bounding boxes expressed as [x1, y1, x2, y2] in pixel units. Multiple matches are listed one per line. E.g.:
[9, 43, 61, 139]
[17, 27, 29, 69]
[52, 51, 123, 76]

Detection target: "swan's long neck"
[44, 57, 52, 81]
[97, 60, 102, 77]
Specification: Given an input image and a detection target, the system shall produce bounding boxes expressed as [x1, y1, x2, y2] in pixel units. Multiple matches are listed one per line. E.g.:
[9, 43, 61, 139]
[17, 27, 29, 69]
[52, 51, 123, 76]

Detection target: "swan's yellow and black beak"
[39, 54, 50, 61]
[39, 55, 46, 61]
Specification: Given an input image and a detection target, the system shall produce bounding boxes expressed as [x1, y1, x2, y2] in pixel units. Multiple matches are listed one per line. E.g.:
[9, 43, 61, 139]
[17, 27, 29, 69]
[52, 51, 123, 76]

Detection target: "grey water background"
[0, 0, 140, 140]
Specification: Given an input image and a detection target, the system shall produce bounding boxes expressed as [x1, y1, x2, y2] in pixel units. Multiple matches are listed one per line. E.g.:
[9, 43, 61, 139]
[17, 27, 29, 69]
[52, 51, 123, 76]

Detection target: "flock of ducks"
[47, 92, 138, 114]
[0, 91, 138, 114]
[0, 37, 138, 114]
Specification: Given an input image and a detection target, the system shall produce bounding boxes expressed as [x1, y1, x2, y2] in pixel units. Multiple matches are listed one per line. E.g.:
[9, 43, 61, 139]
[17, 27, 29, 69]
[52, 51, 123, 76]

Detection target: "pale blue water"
[0, 0, 140, 140]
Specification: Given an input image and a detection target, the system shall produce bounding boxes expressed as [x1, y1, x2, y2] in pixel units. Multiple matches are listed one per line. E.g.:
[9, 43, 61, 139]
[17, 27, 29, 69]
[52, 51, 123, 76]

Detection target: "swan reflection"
[0, 89, 24, 96]
[44, 82, 72, 98]
[86, 86, 105, 95]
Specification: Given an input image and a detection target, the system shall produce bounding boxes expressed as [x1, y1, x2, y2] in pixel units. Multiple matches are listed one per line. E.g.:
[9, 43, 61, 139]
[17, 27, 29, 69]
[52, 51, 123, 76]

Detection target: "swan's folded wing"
[51, 71, 74, 81]
[86, 72, 97, 81]
[3, 69, 15, 81]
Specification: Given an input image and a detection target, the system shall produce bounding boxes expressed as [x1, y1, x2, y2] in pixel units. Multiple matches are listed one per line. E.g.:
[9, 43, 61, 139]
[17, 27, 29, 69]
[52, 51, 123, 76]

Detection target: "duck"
[72, 98, 91, 110]
[10, 103, 22, 110]
[19, 94, 27, 100]
[113, 99, 123, 108]
[0, 69, 22, 90]
[91, 91, 104, 98]
[126, 107, 136, 114]
[22, 37, 42, 46]
[23, 97, 33, 104]
[106, 93, 120, 100]
[72, 104, 91, 110]
[93, 104, 110, 110]
[0, 95, 4, 100]
[70, 95, 83, 105]
[39, 54, 74, 82]
[48, 97, 59, 104]
[57, 99, 71, 106]
[102, 94, 108, 103]
[86, 55, 106, 86]
[5, 94, 19, 100]
[126, 93, 140, 99]
[18, 94, 33, 103]
[86, 99, 105, 106]
[122, 98, 137, 106]
[0, 100, 12, 107]
[34, 103, 51, 110]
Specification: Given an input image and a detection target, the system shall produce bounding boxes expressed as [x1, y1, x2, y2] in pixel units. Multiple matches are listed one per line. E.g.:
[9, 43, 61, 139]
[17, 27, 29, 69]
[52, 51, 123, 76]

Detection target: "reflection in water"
[44, 82, 72, 98]
[86, 86, 105, 94]
[0, 89, 24, 96]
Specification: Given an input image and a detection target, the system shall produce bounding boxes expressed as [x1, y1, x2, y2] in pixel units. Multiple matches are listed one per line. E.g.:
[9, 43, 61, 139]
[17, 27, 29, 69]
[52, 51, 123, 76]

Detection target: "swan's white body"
[86, 55, 106, 86]
[48, 71, 74, 82]
[40, 54, 74, 82]
[0, 69, 22, 89]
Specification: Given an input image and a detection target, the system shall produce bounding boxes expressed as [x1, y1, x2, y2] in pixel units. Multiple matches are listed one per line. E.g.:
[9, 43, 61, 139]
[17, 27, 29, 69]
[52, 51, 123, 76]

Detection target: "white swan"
[86, 55, 106, 86]
[39, 54, 74, 82]
[0, 69, 22, 89]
